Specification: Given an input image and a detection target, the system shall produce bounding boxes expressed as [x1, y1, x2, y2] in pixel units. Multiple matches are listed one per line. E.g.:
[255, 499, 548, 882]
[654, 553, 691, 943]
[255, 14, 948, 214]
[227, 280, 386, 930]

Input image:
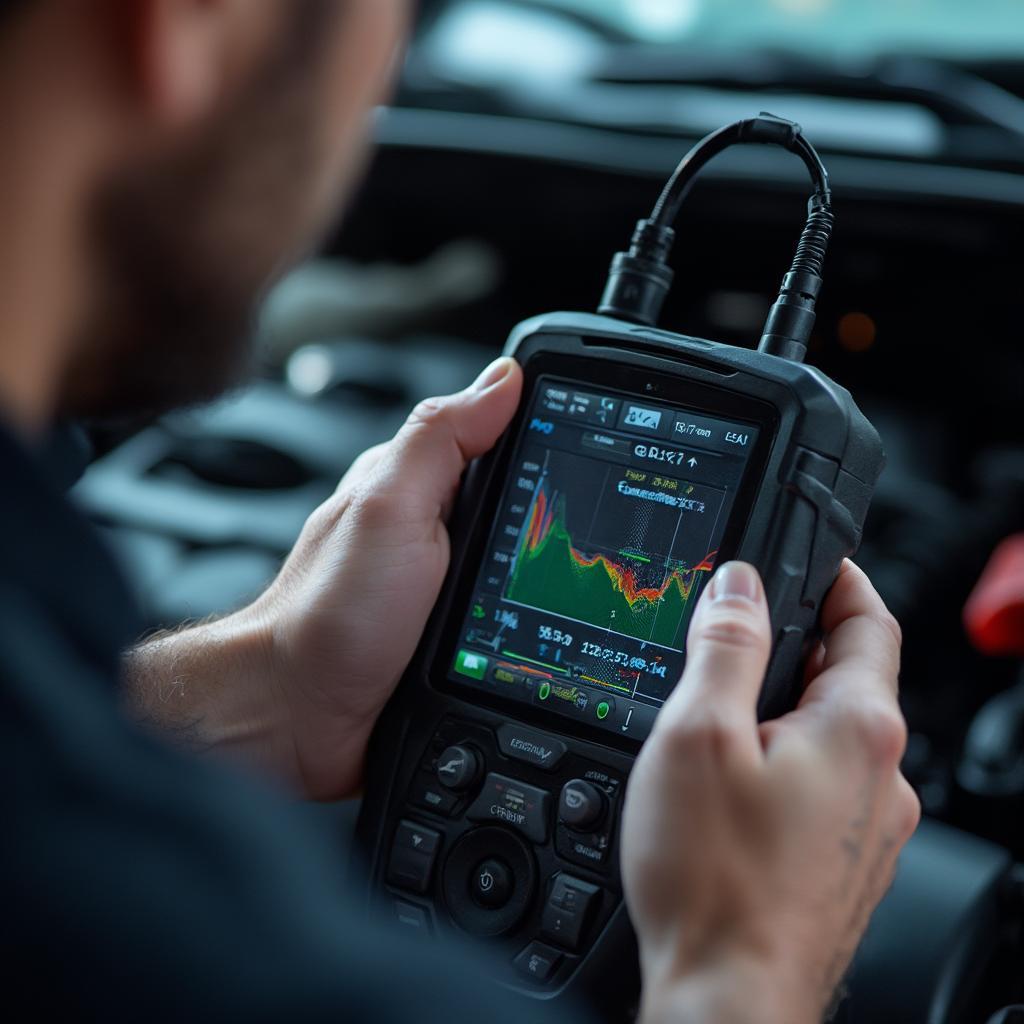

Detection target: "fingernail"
[472, 357, 514, 392]
[709, 562, 760, 601]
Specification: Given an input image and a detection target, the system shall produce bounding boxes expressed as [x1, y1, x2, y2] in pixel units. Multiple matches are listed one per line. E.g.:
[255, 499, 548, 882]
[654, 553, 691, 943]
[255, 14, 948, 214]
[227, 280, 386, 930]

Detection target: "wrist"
[640, 950, 822, 1024]
[123, 608, 294, 783]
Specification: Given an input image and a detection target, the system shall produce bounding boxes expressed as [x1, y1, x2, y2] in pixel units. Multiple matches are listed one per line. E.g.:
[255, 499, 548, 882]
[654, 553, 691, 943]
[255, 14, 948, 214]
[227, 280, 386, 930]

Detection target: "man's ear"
[118, 0, 275, 128]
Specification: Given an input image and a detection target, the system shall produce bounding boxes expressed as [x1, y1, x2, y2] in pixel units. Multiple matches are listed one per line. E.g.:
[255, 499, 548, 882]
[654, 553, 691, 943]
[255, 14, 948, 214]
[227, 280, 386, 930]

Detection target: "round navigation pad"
[443, 827, 536, 937]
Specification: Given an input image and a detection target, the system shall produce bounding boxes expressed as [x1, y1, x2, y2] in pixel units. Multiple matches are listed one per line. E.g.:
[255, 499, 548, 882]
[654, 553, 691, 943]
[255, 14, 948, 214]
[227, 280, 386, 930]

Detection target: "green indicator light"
[538, 681, 552, 701]
[455, 649, 489, 681]
[596, 701, 611, 721]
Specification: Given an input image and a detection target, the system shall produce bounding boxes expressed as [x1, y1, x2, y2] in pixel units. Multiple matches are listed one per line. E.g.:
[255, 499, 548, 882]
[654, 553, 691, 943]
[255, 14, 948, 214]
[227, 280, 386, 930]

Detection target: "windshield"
[453, 0, 1024, 59]
[411, 0, 1024, 165]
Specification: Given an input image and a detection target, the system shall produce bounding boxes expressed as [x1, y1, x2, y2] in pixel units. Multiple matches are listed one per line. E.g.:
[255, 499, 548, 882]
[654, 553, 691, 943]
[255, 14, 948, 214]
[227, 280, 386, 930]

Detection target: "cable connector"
[598, 219, 676, 326]
[758, 193, 834, 361]
[596, 113, 834, 362]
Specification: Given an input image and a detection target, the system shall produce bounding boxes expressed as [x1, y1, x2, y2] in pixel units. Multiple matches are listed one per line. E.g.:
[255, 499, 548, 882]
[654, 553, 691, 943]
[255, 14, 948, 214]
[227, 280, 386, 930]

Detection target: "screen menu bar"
[539, 384, 759, 456]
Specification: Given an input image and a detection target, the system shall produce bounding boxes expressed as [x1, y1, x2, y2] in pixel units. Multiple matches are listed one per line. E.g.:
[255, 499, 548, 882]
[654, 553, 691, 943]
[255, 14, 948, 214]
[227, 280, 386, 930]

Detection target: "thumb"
[374, 357, 523, 517]
[655, 562, 771, 760]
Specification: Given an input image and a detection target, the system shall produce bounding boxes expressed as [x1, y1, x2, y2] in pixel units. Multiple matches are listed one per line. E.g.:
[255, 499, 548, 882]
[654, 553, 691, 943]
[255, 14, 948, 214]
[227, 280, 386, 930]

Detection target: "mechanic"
[0, 1, 920, 1021]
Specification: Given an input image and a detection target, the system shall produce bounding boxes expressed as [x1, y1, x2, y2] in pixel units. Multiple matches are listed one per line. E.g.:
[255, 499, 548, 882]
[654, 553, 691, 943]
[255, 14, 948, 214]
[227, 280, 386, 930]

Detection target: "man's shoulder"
[0, 579, 112, 709]
[0, 418, 142, 667]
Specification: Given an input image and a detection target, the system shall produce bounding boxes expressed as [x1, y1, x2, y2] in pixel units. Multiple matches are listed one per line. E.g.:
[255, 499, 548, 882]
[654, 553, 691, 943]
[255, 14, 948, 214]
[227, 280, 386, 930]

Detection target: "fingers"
[652, 562, 772, 765]
[369, 357, 523, 517]
[818, 561, 902, 687]
[797, 561, 904, 721]
[770, 561, 907, 774]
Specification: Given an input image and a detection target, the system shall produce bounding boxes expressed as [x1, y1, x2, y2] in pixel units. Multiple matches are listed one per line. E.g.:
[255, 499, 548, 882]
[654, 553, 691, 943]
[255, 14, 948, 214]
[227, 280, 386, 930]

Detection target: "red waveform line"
[524, 485, 555, 550]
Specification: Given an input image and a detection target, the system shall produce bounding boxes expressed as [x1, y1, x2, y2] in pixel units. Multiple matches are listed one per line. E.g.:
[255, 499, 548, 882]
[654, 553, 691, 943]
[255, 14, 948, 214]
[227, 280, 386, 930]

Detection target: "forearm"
[121, 609, 294, 780]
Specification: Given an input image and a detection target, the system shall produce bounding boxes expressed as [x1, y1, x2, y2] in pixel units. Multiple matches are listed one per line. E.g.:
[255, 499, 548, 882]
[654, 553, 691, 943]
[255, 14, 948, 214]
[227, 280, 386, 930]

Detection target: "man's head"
[0, 0, 410, 423]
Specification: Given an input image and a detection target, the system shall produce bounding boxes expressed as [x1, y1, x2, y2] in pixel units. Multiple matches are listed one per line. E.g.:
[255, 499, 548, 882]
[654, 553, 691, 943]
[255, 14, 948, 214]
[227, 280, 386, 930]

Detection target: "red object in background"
[964, 534, 1024, 657]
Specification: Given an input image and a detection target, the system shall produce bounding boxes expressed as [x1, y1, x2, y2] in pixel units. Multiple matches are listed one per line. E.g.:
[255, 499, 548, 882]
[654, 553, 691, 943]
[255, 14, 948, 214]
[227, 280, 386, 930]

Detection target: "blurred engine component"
[986, 1007, 1024, 1023]
[964, 535, 1024, 657]
[258, 242, 501, 364]
[76, 336, 492, 628]
[841, 819, 1019, 1024]
[285, 334, 485, 408]
[958, 675, 1024, 802]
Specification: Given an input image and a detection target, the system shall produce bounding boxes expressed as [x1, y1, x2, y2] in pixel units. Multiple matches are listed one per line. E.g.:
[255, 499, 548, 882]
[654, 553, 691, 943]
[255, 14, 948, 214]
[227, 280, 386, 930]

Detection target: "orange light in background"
[837, 312, 877, 353]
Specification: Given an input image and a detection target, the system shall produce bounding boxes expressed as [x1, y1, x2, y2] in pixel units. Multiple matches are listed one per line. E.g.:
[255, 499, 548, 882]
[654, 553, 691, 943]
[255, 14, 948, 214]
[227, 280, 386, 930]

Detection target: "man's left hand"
[124, 358, 522, 799]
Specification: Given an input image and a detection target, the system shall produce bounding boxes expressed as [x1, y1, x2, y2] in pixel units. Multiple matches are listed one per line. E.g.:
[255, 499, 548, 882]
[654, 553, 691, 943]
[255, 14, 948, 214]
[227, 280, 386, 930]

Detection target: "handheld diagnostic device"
[356, 116, 885, 1012]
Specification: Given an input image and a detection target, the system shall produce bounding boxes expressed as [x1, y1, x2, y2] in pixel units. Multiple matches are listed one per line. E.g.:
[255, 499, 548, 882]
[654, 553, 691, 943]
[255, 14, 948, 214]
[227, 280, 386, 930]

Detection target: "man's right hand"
[621, 560, 920, 1024]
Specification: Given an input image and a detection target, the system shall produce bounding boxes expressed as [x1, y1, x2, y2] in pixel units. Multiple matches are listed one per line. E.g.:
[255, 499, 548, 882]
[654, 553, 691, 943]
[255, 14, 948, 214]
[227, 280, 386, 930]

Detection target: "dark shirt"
[0, 420, 568, 1021]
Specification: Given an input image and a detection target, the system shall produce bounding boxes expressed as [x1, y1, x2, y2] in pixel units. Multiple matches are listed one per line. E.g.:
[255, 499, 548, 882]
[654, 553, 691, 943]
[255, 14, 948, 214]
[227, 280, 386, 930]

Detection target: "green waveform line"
[618, 550, 651, 563]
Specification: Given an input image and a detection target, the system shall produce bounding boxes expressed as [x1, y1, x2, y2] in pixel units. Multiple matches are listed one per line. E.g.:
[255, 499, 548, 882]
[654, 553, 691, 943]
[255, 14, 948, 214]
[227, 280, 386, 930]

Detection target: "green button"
[538, 681, 551, 701]
[596, 701, 611, 721]
[455, 650, 489, 680]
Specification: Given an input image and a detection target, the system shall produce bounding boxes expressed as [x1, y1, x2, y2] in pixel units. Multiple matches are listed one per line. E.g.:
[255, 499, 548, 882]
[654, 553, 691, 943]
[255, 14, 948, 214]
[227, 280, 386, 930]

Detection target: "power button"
[470, 857, 514, 909]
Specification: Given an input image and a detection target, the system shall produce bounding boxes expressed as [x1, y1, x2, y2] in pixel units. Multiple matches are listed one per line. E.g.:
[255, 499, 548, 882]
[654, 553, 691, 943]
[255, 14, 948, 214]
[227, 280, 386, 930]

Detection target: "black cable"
[651, 115, 830, 227]
[598, 113, 834, 363]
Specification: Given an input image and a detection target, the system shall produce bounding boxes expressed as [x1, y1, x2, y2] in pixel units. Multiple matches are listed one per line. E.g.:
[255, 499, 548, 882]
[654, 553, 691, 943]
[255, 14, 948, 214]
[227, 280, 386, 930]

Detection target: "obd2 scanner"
[355, 115, 885, 1014]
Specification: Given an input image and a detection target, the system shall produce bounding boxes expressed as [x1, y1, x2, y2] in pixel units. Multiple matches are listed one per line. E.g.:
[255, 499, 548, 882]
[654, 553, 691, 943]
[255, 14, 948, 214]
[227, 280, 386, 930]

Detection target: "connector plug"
[597, 219, 676, 327]
[758, 193, 834, 362]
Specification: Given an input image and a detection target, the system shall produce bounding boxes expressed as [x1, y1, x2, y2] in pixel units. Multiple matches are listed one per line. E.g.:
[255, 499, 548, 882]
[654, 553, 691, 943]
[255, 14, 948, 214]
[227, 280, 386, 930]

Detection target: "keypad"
[383, 717, 622, 988]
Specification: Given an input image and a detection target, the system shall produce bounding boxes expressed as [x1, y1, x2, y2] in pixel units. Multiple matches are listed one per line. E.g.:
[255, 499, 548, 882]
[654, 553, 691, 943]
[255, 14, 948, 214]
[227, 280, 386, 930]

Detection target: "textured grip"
[757, 449, 875, 719]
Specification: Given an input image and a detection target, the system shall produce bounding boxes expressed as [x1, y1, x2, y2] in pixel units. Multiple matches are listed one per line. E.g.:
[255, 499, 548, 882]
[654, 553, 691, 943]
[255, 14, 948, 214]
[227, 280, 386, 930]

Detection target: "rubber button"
[435, 745, 481, 791]
[387, 821, 442, 895]
[470, 857, 514, 909]
[558, 779, 605, 831]
[409, 773, 459, 815]
[393, 900, 431, 935]
[466, 773, 551, 843]
[514, 941, 563, 983]
[496, 723, 567, 771]
[541, 873, 601, 951]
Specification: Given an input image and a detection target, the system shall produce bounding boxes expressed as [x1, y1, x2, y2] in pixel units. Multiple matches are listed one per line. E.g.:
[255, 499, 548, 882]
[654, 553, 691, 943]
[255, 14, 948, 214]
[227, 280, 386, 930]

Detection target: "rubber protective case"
[498, 312, 884, 721]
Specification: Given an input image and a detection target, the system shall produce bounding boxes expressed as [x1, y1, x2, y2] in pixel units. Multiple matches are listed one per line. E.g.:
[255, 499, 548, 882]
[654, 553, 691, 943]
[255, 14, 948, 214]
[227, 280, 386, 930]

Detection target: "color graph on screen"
[505, 473, 717, 650]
